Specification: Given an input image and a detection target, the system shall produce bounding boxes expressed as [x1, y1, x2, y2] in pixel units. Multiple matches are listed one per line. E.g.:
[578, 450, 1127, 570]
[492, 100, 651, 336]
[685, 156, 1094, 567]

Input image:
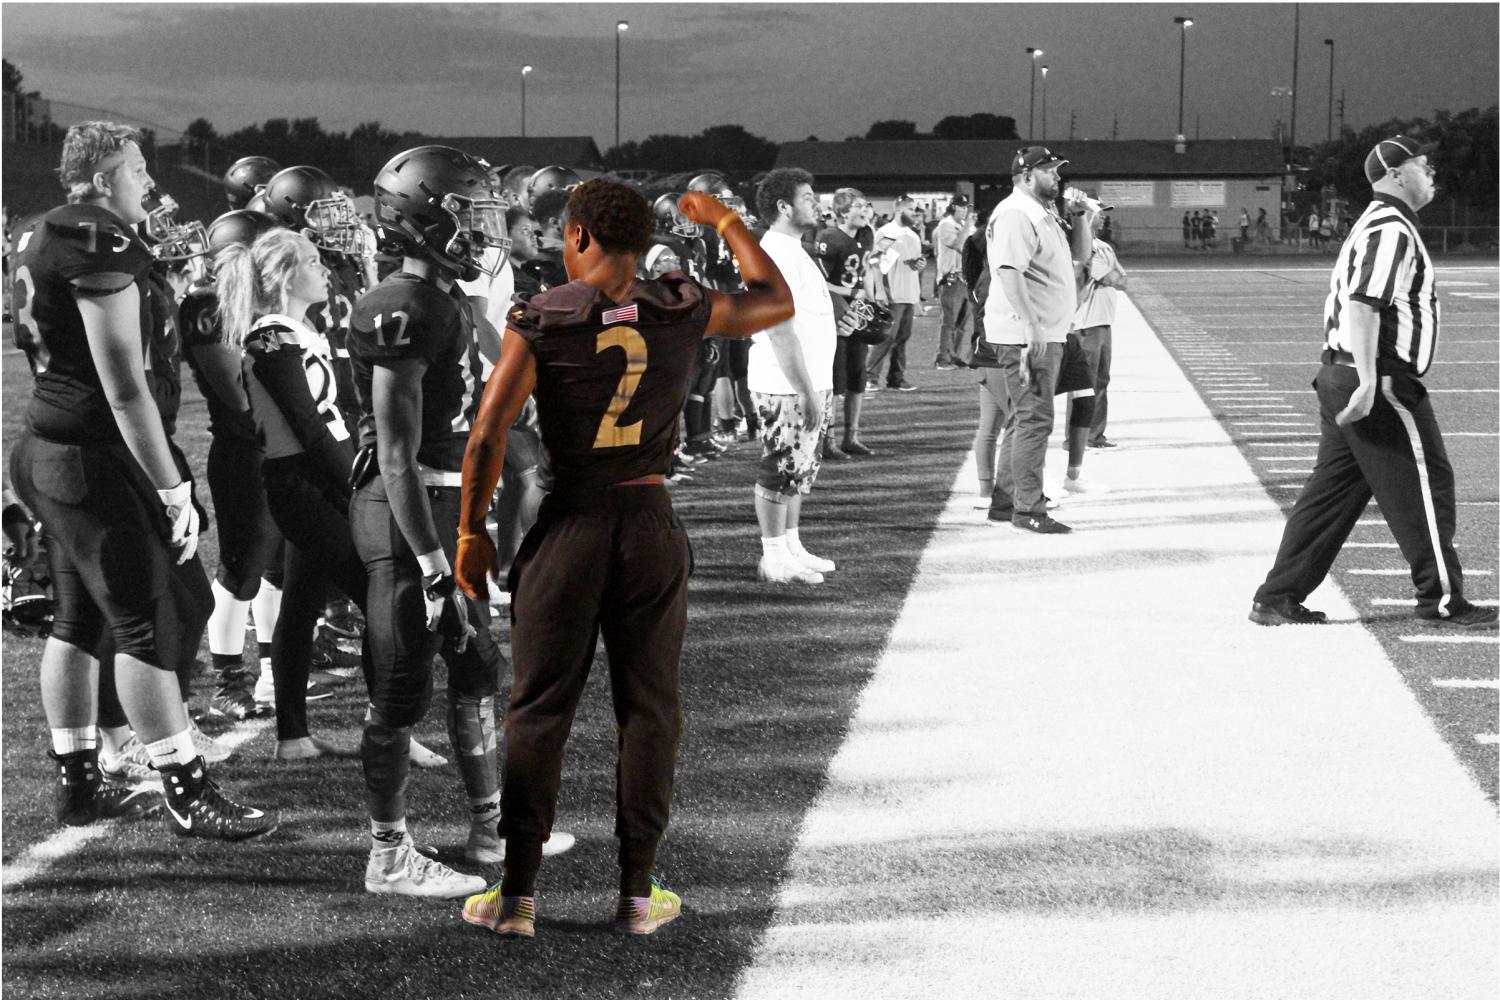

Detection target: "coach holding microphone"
[983, 146, 1097, 534]
[1250, 135, 1496, 629]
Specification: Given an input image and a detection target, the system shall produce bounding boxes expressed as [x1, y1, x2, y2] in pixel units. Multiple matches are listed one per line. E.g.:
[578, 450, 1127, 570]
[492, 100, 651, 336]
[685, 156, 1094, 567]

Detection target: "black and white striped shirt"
[1323, 193, 1439, 376]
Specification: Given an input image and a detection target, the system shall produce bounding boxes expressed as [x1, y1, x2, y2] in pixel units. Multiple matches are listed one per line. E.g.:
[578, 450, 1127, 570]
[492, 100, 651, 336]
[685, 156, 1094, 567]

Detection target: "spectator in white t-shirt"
[863, 196, 924, 392]
[748, 168, 843, 584]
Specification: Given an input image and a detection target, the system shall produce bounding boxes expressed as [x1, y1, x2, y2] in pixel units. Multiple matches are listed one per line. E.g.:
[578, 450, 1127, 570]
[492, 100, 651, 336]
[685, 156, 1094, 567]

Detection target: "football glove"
[157, 481, 199, 565]
[422, 571, 476, 654]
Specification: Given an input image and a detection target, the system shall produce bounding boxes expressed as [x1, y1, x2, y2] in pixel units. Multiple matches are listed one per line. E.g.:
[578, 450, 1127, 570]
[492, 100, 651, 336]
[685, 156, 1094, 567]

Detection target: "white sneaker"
[789, 547, 836, 574]
[252, 668, 275, 709]
[1062, 475, 1106, 495]
[100, 736, 161, 788]
[408, 737, 449, 769]
[756, 553, 824, 585]
[465, 824, 579, 865]
[364, 838, 486, 898]
[188, 717, 232, 764]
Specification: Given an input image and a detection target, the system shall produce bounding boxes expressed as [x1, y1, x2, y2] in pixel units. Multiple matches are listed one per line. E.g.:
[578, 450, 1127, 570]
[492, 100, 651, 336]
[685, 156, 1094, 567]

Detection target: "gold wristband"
[715, 212, 742, 237]
[457, 532, 483, 543]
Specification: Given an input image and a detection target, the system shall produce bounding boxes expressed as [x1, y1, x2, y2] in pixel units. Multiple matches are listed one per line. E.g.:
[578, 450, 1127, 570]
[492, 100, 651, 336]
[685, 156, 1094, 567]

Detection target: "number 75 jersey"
[348, 271, 484, 473]
[508, 272, 711, 492]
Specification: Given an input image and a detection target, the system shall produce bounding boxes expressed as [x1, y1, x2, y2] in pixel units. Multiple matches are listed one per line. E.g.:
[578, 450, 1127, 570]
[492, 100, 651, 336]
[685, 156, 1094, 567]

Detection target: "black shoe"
[683, 440, 721, 461]
[209, 669, 264, 721]
[1248, 600, 1329, 626]
[1089, 437, 1117, 449]
[984, 512, 1012, 526]
[841, 439, 874, 457]
[52, 750, 163, 826]
[1418, 604, 1498, 630]
[159, 757, 279, 841]
[891, 381, 918, 392]
[1011, 513, 1072, 534]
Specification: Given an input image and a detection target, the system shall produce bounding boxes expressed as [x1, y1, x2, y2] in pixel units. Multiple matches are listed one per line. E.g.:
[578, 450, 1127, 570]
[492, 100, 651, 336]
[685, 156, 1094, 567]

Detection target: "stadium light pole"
[1026, 47, 1043, 141]
[1174, 17, 1193, 137]
[615, 20, 629, 154]
[521, 65, 532, 138]
[1323, 39, 1334, 141]
[1040, 65, 1049, 141]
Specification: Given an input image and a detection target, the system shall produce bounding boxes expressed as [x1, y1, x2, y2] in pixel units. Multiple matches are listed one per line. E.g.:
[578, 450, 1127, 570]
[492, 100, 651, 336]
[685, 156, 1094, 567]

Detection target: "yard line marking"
[1264, 467, 1310, 474]
[1350, 569, 1492, 576]
[0, 719, 274, 890]
[1431, 679, 1500, 689]
[1429, 389, 1500, 394]
[1250, 441, 1317, 447]
[1372, 599, 1497, 607]
[1244, 360, 1498, 366]
[1400, 635, 1500, 645]
[1477, 734, 1500, 745]
[1445, 432, 1500, 437]
[1235, 421, 1308, 427]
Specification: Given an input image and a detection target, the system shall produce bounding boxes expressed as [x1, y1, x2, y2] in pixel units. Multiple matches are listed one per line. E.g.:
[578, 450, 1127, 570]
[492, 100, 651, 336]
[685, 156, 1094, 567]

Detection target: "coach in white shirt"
[748, 168, 842, 584]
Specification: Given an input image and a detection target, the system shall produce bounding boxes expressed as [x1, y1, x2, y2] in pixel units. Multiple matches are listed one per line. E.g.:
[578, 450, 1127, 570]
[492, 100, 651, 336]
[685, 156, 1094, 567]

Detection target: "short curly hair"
[756, 167, 814, 225]
[59, 121, 143, 202]
[565, 178, 654, 257]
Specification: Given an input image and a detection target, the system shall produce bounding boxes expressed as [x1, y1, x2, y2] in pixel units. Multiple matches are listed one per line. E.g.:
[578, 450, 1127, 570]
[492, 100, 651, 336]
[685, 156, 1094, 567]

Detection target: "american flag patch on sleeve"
[602, 304, 639, 325]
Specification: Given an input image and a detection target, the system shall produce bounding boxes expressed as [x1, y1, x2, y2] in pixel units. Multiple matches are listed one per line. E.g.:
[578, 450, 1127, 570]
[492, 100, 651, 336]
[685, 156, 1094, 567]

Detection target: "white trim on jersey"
[1380, 375, 1452, 616]
[1324, 199, 1438, 376]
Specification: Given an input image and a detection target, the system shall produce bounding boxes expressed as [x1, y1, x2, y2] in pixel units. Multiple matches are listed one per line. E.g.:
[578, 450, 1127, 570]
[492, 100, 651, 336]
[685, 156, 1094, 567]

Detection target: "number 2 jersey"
[12, 203, 156, 445]
[348, 271, 484, 475]
[506, 271, 711, 491]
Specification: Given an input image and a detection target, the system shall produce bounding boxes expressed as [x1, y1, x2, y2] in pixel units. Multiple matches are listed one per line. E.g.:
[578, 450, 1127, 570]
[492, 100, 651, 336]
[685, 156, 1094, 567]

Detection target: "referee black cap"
[1364, 135, 1437, 184]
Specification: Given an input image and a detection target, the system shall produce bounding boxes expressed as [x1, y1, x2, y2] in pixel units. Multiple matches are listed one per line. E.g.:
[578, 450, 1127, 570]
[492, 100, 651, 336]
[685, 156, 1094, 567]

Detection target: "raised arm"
[678, 192, 794, 339]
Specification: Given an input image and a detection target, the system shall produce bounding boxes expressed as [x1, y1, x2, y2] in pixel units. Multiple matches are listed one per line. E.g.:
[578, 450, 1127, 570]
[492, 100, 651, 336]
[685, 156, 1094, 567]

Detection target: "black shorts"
[1055, 332, 1095, 395]
[719, 336, 750, 381]
[207, 436, 283, 599]
[8, 431, 190, 670]
[832, 337, 870, 396]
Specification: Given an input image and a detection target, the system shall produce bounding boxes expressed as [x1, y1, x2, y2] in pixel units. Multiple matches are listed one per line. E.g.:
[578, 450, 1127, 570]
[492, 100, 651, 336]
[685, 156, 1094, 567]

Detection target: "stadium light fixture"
[521, 65, 533, 138]
[615, 21, 629, 153]
[1026, 47, 1043, 141]
[1040, 66, 1049, 142]
[1174, 17, 1193, 138]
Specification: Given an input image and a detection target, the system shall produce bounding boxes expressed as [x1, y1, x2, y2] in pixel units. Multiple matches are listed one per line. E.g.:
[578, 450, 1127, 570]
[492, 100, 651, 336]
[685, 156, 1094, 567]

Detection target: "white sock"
[208, 581, 250, 656]
[469, 796, 501, 827]
[145, 730, 199, 768]
[371, 818, 408, 852]
[1067, 466, 1081, 479]
[51, 727, 97, 755]
[252, 581, 283, 642]
[761, 535, 788, 558]
[99, 725, 133, 757]
[785, 528, 808, 557]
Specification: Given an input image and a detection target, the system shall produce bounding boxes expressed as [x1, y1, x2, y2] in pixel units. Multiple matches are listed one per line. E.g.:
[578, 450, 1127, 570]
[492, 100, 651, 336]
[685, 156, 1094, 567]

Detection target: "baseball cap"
[951, 193, 971, 207]
[1364, 135, 1436, 184]
[1012, 146, 1068, 173]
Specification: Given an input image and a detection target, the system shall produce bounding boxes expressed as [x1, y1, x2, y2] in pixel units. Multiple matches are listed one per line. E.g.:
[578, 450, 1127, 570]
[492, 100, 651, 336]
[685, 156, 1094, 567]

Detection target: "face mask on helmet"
[303, 192, 369, 256]
[435, 191, 511, 277]
[142, 192, 209, 262]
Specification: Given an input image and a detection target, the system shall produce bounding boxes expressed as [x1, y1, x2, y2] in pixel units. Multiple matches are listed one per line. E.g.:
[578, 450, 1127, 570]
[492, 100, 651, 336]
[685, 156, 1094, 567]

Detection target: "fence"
[1109, 225, 1498, 256]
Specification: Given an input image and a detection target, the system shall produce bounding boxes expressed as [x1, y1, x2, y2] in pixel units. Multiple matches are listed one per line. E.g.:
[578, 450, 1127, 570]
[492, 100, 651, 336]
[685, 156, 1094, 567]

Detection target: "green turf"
[2, 312, 981, 997]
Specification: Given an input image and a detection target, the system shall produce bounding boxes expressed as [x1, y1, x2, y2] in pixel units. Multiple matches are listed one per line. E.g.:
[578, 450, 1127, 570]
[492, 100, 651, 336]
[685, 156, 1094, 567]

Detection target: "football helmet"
[525, 165, 581, 208]
[687, 171, 747, 214]
[653, 193, 699, 238]
[207, 210, 279, 253]
[374, 145, 510, 282]
[223, 156, 280, 210]
[245, 190, 271, 214]
[261, 165, 366, 255]
[142, 192, 210, 261]
[845, 298, 894, 346]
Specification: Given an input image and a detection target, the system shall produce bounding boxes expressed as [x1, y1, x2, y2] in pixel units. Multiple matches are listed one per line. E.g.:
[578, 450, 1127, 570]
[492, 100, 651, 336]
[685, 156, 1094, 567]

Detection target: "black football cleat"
[1419, 604, 1498, 630]
[159, 757, 279, 841]
[1248, 600, 1329, 626]
[52, 750, 163, 826]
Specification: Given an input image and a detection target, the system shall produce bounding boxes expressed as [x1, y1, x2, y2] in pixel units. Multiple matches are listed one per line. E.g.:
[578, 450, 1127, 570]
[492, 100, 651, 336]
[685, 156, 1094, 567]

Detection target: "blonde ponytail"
[213, 229, 315, 348]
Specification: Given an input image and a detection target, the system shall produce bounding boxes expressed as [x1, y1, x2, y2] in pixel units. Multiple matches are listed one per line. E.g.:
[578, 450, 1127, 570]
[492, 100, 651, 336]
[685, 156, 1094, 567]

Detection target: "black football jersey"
[143, 265, 183, 437]
[513, 252, 570, 304]
[349, 271, 483, 472]
[12, 203, 155, 444]
[180, 283, 257, 444]
[508, 272, 711, 491]
[306, 252, 364, 424]
[813, 225, 874, 293]
[649, 233, 709, 284]
[698, 229, 744, 291]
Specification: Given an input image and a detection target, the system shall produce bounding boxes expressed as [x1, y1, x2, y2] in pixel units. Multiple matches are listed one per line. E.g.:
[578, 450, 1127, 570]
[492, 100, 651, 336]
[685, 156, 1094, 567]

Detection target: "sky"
[3, 2, 1497, 151]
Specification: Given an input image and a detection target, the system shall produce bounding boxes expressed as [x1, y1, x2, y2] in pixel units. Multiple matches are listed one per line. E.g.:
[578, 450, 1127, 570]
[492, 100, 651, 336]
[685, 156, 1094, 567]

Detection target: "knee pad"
[446, 691, 498, 761]
[361, 716, 413, 800]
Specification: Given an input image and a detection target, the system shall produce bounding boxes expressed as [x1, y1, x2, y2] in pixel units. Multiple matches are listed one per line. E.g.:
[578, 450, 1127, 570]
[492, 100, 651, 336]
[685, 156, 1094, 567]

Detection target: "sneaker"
[822, 437, 847, 460]
[99, 737, 161, 788]
[864, 380, 882, 394]
[462, 884, 535, 938]
[1418, 604, 1498, 630]
[1088, 437, 1118, 449]
[210, 680, 264, 721]
[757, 553, 824, 585]
[275, 736, 358, 761]
[305, 679, 335, 702]
[466, 820, 505, 865]
[409, 737, 449, 769]
[683, 440, 721, 461]
[159, 758, 279, 840]
[734, 421, 753, 443]
[841, 439, 874, 457]
[252, 668, 275, 710]
[1248, 600, 1329, 626]
[365, 838, 486, 898]
[318, 600, 365, 640]
[616, 876, 683, 936]
[934, 362, 957, 371]
[188, 717, 232, 764]
[52, 750, 163, 826]
[1011, 513, 1073, 535]
[790, 547, 836, 574]
[891, 380, 918, 392]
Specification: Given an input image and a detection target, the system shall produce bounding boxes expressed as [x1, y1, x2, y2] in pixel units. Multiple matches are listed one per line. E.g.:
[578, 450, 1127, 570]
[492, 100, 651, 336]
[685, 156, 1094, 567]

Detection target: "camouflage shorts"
[752, 390, 833, 501]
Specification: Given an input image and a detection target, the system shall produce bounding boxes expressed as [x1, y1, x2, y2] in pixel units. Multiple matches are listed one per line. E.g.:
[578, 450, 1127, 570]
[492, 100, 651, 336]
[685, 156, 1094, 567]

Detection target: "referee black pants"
[1255, 364, 1466, 617]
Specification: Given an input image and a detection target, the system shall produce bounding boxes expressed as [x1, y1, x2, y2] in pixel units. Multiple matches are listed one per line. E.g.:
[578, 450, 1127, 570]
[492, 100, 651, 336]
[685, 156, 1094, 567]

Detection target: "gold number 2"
[593, 325, 648, 448]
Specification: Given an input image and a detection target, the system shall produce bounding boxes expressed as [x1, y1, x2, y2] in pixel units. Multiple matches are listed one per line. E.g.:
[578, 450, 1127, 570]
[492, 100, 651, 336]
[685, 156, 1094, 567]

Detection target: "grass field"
[1, 259, 1495, 998]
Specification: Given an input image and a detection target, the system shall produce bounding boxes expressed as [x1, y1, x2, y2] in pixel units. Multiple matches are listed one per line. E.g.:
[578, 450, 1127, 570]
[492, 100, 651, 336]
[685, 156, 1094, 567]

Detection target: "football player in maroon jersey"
[8, 122, 276, 840]
[453, 180, 793, 938]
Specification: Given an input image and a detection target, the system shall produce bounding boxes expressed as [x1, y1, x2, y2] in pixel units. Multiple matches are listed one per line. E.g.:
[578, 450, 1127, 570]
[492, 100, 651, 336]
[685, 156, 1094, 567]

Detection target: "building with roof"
[419, 136, 607, 175]
[773, 138, 1289, 241]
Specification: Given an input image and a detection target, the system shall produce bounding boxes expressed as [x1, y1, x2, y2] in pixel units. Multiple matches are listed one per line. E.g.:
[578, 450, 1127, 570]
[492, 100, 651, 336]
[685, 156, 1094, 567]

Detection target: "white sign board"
[1171, 181, 1226, 208]
[1097, 181, 1155, 207]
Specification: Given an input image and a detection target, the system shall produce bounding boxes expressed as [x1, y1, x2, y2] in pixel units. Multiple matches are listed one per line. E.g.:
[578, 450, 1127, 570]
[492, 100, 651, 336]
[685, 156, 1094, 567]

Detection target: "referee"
[1249, 135, 1496, 630]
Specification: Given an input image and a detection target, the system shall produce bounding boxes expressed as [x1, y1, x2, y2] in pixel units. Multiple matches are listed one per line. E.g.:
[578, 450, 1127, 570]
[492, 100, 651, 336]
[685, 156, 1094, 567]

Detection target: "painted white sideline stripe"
[1399, 636, 1500, 646]
[1, 719, 273, 890]
[1349, 569, 1492, 576]
[735, 292, 1498, 1000]
[1432, 679, 1500, 690]
[1476, 735, 1500, 745]
[1372, 599, 1498, 607]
